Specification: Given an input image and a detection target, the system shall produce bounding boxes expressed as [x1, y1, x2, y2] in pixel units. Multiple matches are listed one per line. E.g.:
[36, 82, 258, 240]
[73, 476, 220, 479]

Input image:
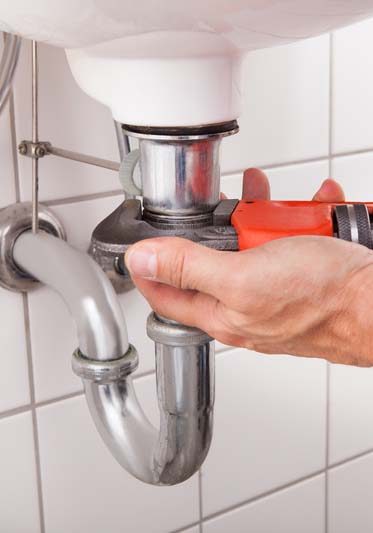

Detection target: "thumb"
[125, 237, 234, 298]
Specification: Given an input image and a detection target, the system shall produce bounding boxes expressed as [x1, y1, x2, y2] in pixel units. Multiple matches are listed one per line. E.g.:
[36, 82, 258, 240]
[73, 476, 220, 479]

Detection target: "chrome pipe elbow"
[13, 231, 214, 486]
[80, 314, 215, 485]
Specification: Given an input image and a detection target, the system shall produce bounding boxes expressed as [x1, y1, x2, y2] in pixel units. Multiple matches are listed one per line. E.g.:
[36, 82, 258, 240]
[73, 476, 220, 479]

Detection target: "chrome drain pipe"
[12, 230, 214, 485]
[82, 315, 214, 485]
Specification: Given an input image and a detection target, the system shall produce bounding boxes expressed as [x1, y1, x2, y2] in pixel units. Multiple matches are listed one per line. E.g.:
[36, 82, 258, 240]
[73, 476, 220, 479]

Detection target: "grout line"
[203, 469, 326, 523]
[44, 188, 124, 207]
[22, 293, 46, 533]
[325, 363, 331, 533]
[0, 404, 31, 420]
[221, 146, 373, 179]
[198, 470, 204, 533]
[36, 390, 84, 409]
[9, 80, 45, 533]
[328, 32, 335, 179]
[23, 143, 373, 210]
[170, 521, 200, 533]
[328, 447, 373, 471]
[133, 368, 156, 380]
[0, 368, 157, 422]
[325, 31, 334, 533]
[171, 448, 373, 533]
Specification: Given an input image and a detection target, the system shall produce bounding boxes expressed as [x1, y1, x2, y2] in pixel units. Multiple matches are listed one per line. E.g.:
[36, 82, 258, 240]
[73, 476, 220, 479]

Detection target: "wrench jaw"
[89, 199, 239, 293]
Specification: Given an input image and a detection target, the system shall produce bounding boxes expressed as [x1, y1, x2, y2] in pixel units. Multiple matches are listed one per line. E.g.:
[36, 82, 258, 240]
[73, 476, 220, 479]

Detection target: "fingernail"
[125, 246, 157, 279]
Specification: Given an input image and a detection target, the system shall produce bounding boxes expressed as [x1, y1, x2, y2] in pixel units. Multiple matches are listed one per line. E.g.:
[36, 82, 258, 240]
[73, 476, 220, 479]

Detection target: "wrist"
[339, 254, 373, 367]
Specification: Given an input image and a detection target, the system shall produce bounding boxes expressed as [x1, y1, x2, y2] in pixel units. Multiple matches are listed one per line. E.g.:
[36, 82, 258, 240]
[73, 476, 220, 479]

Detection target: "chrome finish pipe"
[138, 136, 221, 216]
[12, 232, 214, 485]
[122, 124, 237, 217]
[0, 33, 21, 114]
[13, 231, 128, 359]
[84, 314, 214, 485]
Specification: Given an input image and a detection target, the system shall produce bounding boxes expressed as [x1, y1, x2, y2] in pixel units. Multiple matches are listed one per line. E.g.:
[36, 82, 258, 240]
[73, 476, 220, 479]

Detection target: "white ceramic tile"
[329, 364, 373, 465]
[328, 452, 373, 533]
[332, 153, 373, 199]
[202, 348, 327, 515]
[51, 194, 123, 251]
[29, 195, 155, 401]
[37, 374, 199, 533]
[0, 287, 30, 411]
[181, 528, 199, 533]
[204, 475, 325, 533]
[28, 286, 82, 402]
[221, 161, 330, 201]
[221, 34, 330, 173]
[0, 412, 40, 532]
[266, 161, 331, 200]
[332, 19, 373, 154]
[13, 40, 121, 202]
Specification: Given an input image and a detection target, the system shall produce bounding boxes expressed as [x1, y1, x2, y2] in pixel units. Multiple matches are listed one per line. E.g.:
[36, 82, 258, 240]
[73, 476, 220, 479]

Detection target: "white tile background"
[1, 16, 373, 533]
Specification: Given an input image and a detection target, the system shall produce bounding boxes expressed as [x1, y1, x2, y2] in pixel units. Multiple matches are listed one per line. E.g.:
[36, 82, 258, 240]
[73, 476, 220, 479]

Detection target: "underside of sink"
[2, 0, 373, 126]
[1, 0, 373, 50]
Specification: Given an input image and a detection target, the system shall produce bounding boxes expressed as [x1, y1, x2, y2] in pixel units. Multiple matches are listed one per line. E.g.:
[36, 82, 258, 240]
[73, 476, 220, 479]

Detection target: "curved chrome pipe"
[0, 33, 21, 114]
[13, 231, 128, 359]
[85, 325, 214, 485]
[13, 231, 214, 485]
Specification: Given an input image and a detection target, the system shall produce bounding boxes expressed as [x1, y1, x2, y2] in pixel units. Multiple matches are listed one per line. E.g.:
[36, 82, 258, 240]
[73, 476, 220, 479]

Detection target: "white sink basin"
[1, 0, 373, 50]
[2, 0, 373, 125]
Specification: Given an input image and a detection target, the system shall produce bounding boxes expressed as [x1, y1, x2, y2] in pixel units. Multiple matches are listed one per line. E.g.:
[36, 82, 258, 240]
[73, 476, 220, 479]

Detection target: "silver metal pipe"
[122, 125, 238, 217]
[12, 231, 214, 485]
[84, 316, 214, 485]
[0, 33, 21, 114]
[139, 137, 222, 216]
[31, 40, 39, 234]
[13, 231, 128, 359]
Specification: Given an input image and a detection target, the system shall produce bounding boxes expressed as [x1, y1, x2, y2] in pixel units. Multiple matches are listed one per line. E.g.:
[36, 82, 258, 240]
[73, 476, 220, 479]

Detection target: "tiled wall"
[1, 17, 373, 533]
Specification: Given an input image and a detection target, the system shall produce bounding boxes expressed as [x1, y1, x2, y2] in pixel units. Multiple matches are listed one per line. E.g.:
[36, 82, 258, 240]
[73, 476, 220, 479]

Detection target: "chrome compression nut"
[147, 312, 213, 346]
[72, 344, 139, 384]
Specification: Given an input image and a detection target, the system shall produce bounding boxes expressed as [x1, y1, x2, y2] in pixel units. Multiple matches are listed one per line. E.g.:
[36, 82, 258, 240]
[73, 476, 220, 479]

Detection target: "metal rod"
[31, 40, 39, 233]
[48, 145, 120, 172]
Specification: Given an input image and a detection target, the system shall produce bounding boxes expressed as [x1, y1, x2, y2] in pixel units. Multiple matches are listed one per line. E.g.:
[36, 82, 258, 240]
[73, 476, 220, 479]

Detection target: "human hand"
[125, 169, 373, 366]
